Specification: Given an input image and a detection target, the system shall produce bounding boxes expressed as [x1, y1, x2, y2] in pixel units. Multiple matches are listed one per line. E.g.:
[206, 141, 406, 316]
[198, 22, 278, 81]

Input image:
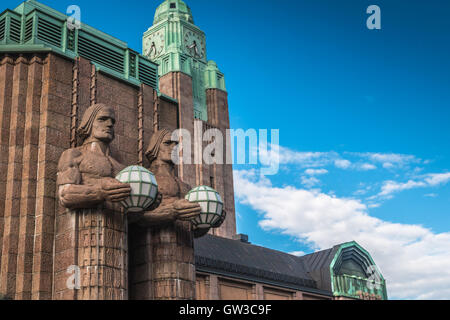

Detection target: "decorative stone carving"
[57, 103, 131, 209]
[136, 129, 226, 237]
[56, 103, 131, 300]
[136, 129, 201, 227]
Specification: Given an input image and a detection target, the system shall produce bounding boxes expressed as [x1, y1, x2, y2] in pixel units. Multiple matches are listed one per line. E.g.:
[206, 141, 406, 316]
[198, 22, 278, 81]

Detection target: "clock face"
[184, 30, 205, 59]
[144, 30, 165, 59]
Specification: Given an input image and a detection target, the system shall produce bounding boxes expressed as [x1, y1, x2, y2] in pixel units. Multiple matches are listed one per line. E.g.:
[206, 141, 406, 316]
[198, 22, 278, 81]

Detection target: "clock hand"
[149, 42, 156, 55]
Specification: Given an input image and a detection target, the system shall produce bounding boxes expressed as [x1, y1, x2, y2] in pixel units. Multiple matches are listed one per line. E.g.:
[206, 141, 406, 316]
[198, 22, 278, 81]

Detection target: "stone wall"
[195, 273, 332, 300]
[0, 53, 72, 300]
[0, 52, 238, 300]
[0, 53, 167, 300]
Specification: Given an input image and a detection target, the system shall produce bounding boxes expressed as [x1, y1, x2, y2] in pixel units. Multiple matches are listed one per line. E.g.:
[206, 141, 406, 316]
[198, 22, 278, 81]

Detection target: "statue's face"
[159, 134, 178, 163]
[91, 108, 116, 143]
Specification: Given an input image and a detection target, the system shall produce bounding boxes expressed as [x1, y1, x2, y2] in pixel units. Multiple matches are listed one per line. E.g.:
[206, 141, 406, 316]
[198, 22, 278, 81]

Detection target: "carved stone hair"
[145, 129, 171, 164]
[77, 103, 114, 143]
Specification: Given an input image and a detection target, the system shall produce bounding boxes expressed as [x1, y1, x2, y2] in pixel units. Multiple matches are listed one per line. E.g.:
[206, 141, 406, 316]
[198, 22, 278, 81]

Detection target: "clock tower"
[143, 0, 236, 239]
[143, 0, 226, 121]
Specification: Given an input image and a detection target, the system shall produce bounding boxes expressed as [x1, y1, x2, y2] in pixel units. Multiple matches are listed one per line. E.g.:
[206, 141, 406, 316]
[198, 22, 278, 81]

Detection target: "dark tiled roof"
[296, 246, 339, 291]
[194, 235, 332, 295]
[299, 247, 337, 272]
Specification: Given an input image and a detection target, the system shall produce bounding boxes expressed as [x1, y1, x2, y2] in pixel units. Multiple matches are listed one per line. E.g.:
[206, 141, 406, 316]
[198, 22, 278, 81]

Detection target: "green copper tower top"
[154, 0, 194, 25]
[143, 0, 226, 121]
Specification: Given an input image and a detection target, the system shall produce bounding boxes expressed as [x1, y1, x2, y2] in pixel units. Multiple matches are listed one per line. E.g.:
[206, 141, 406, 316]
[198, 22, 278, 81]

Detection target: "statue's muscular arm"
[57, 149, 130, 210]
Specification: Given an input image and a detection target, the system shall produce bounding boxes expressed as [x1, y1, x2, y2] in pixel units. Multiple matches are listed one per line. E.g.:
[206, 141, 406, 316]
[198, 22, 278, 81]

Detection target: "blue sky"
[4, 0, 450, 299]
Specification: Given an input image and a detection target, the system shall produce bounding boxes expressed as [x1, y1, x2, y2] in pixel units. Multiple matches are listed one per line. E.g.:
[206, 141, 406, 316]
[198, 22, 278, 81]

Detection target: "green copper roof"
[0, 0, 159, 90]
[330, 242, 388, 300]
[154, 0, 194, 25]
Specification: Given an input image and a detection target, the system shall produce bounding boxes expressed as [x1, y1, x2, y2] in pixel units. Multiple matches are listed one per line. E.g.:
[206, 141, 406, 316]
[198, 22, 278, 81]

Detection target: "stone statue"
[56, 103, 131, 300]
[136, 129, 225, 237]
[128, 129, 212, 300]
[137, 129, 201, 227]
[57, 103, 131, 209]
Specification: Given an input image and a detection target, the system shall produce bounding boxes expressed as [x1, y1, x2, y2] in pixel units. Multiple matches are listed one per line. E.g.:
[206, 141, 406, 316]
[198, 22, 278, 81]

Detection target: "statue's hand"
[138, 200, 178, 226]
[100, 178, 131, 202]
[136, 198, 201, 227]
[173, 199, 202, 221]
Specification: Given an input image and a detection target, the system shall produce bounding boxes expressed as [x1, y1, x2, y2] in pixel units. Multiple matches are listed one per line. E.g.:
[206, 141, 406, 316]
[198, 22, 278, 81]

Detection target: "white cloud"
[376, 172, 450, 198]
[359, 163, 377, 171]
[260, 147, 423, 176]
[356, 152, 421, 169]
[273, 147, 336, 168]
[425, 173, 450, 186]
[301, 176, 320, 188]
[335, 159, 352, 169]
[305, 168, 328, 176]
[379, 180, 427, 197]
[234, 170, 450, 300]
[256, 144, 328, 168]
[383, 162, 395, 169]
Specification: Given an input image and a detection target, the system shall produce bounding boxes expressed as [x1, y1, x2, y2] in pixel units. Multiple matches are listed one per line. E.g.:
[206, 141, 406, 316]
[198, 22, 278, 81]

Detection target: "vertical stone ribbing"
[150, 222, 196, 300]
[0, 55, 29, 297]
[15, 56, 43, 299]
[206, 88, 236, 239]
[128, 85, 156, 300]
[53, 57, 89, 301]
[138, 86, 144, 166]
[141, 85, 156, 169]
[0, 56, 14, 281]
[90, 64, 97, 105]
[159, 72, 195, 186]
[32, 54, 72, 300]
[153, 89, 159, 133]
[77, 58, 92, 125]
[70, 58, 79, 148]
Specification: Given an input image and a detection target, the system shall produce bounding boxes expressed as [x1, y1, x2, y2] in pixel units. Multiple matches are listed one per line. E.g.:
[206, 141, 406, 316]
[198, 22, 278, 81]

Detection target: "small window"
[170, 3, 176, 9]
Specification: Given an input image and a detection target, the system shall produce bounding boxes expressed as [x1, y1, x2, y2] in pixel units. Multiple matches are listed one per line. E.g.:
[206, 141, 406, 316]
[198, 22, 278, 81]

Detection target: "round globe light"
[185, 186, 224, 229]
[115, 166, 158, 213]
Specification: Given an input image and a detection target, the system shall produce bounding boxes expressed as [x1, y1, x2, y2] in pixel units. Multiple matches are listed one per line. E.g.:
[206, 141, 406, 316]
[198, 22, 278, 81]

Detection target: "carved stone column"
[76, 208, 128, 300]
[150, 221, 195, 300]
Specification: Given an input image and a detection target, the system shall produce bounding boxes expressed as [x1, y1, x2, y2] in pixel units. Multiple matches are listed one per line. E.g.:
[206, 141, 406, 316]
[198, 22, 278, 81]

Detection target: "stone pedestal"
[54, 208, 128, 300]
[129, 221, 195, 300]
[150, 221, 195, 300]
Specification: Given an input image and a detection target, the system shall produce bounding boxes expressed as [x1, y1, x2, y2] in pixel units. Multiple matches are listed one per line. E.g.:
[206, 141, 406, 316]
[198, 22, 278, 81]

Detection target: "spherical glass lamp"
[185, 186, 224, 229]
[115, 166, 158, 213]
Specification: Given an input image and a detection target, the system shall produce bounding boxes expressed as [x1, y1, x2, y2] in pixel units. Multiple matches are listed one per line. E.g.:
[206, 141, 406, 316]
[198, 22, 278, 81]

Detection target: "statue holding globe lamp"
[135, 129, 226, 234]
[127, 129, 225, 300]
[56, 103, 133, 300]
[138, 129, 203, 227]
